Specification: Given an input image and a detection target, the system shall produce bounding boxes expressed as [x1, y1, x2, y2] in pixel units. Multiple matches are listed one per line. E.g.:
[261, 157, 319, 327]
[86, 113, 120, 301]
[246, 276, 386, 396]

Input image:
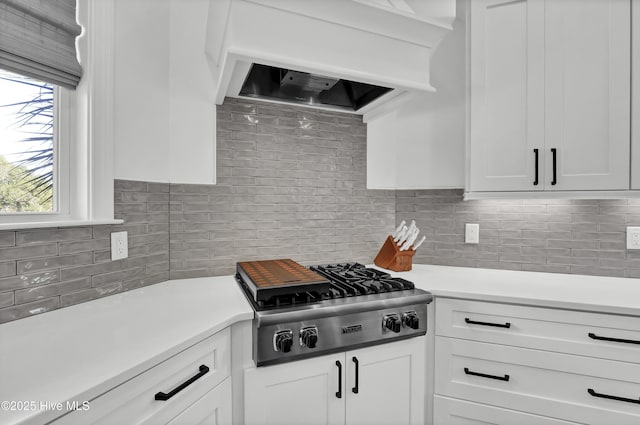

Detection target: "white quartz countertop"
[384, 264, 640, 317]
[3, 263, 640, 424]
[0, 276, 253, 425]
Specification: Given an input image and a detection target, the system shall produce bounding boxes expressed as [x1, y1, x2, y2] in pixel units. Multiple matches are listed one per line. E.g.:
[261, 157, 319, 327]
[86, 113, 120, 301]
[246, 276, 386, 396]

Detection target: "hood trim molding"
[206, 0, 455, 113]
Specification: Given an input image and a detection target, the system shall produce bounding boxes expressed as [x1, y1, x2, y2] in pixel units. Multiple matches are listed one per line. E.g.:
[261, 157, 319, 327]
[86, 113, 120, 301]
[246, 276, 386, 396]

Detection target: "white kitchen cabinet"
[468, 0, 545, 192]
[366, 3, 466, 190]
[244, 353, 346, 425]
[433, 395, 582, 425]
[434, 298, 640, 425]
[244, 336, 426, 425]
[166, 377, 232, 425]
[113, 0, 217, 184]
[632, 0, 640, 189]
[54, 328, 231, 425]
[468, 0, 630, 193]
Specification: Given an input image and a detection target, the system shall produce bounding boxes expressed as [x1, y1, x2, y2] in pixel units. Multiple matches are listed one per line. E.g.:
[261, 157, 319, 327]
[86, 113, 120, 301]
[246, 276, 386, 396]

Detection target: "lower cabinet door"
[433, 395, 582, 425]
[244, 353, 346, 425]
[345, 337, 426, 425]
[166, 378, 231, 425]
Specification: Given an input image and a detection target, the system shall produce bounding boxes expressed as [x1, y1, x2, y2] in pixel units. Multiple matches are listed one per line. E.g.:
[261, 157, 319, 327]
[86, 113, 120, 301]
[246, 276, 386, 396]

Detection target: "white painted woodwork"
[632, 0, 640, 189]
[244, 353, 346, 425]
[207, 0, 456, 114]
[435, 336, 640, 425]
[54, 329, 230, 424]
[113, 0, 170, 183]
[244, 337, 426, 425]
[345, 337, 426, 425]
[435, 298, 640, 364]
[366, 110, 399, 189]
[166, 378, 232, 425]
[468, 0, 631, 193]
[433, 395, 582, 425]
[114, 0, 216, 184]
[544, 0, 630, 190]
[468, 0, 545, 191]
[365, 6, 466, 190]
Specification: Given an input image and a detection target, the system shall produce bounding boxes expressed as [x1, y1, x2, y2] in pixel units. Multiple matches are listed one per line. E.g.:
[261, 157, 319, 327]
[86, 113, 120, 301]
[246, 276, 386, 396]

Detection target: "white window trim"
[0, 0, 122, 230]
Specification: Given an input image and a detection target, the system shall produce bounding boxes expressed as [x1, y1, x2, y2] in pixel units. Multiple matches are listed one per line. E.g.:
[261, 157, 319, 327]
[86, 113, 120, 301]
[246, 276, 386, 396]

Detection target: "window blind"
[0, 0, 82, 88]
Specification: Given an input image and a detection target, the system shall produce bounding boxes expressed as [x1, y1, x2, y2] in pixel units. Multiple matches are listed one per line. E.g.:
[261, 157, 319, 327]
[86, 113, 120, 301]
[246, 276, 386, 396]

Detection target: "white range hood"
[205, 0, 456, 115]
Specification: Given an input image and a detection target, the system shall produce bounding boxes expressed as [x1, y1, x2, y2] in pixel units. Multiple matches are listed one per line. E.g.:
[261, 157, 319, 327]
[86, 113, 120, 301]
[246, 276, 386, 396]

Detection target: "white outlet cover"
[465, 223, 480, 244]
[627, 227, 640, 250]
[111, 231, 128, 260]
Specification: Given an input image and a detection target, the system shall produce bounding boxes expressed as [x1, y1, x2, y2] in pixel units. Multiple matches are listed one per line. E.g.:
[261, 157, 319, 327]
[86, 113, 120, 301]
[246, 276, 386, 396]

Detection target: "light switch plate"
[465, 223, 479, 244]
[111, 231, 128, 260]
[627, 227, 640, 250]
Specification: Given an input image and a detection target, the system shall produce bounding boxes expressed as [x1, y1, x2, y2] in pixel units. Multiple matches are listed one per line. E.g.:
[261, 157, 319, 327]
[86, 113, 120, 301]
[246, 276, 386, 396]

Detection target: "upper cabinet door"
[544, 0, 630, 191]
[468, 0, 545, 192]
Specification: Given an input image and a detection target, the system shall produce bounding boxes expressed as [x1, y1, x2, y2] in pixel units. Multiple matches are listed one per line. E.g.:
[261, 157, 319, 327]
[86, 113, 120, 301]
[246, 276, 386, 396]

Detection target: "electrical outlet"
[465, 223, 479, 244]
[111, 231, 128, 260]
[627, 227, 640, 250]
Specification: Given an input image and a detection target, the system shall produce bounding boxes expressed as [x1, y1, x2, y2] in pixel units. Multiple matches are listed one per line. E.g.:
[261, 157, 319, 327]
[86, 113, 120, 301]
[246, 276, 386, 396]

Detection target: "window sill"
[0, 219, 124, 231]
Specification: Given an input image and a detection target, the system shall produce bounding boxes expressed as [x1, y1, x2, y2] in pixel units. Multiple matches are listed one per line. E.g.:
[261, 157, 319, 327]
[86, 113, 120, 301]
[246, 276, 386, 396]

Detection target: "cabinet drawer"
[433, 395, 582, 425]
[55, 328, 230, 425]
[435, 298, 640, 363]
[435, 337, 640, 425]
[166, 377, 232, 425]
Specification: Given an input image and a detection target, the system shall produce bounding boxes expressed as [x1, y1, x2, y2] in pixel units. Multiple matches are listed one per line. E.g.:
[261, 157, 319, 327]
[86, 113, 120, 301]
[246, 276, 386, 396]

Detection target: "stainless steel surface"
[239, 63, 393, 112]
[254, 299, 429, 366]
[236, 261, 432, 367]
[254, 289, 432, 326]
[280, 70, 339, 92]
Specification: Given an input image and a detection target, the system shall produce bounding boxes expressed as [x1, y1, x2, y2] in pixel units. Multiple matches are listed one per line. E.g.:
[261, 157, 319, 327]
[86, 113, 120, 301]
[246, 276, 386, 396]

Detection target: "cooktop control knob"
[402, 311, 420, 330]
[299, 326, 318, 349]
[274, 330, 294, 353]
[382, 313, 401, 333]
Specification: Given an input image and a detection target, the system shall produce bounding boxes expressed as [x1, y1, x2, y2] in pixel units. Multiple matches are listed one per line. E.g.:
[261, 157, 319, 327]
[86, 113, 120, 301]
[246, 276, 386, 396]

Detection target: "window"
[0, 0, 118, 229]
[0, 70, 56, 214]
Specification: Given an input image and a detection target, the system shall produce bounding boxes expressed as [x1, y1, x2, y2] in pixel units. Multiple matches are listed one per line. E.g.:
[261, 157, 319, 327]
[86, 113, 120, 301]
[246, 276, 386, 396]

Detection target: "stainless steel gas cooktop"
[235, 260, 432, 366]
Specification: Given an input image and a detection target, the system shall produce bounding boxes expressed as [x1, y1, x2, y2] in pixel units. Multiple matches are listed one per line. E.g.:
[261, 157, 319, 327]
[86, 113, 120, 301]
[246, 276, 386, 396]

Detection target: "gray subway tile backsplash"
[396, 189, 640, 278]
[0, 180, 170, 324]
[1, 98, 640, 325]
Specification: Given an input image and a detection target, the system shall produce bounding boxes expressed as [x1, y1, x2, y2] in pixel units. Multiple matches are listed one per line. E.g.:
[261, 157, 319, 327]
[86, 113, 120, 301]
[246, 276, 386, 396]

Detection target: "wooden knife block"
[373, 235, 415, 272]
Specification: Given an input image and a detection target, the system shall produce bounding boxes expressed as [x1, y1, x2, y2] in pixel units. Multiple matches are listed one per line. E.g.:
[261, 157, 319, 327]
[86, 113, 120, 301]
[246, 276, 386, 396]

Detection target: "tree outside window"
[0, 70, 54, 213]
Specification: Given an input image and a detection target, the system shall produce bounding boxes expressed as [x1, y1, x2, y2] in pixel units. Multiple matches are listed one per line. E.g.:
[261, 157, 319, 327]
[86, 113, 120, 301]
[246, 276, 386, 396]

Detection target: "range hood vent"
[206, 0, 456, 114]
[239, 64, 393, 112]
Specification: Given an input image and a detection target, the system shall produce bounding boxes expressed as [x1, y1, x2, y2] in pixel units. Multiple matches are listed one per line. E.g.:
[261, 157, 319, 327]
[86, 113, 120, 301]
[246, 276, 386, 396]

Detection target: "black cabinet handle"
[533, 148, 539, 186]
[464, 367, 510, 382]
[352, 356, 359, 394]
[588, 388, 640, 404]
[465, 318, 511, 328]
[336, 360, 342, 398]
[551, 148, 557, 185]
[154, 365, 209, 401]
[588, 332, 640, 345]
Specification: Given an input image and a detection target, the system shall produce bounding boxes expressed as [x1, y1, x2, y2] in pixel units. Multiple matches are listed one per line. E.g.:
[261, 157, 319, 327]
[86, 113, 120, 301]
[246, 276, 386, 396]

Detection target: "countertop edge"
[14, 310, 254, 425]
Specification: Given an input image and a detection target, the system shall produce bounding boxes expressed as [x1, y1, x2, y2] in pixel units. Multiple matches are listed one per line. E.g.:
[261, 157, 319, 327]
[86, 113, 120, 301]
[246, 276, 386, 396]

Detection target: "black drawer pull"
[533, 148, 539, 186]
[335, 360, 343, 398]
[465, 318, 511, 328]
[352, 356, 359, 394]
[464, 367, 510, 382]
[154, 365, 209, 401]
[550, 148, 557, 185]
[588, 332, 640, 345]
[588, 388, 640, 404]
